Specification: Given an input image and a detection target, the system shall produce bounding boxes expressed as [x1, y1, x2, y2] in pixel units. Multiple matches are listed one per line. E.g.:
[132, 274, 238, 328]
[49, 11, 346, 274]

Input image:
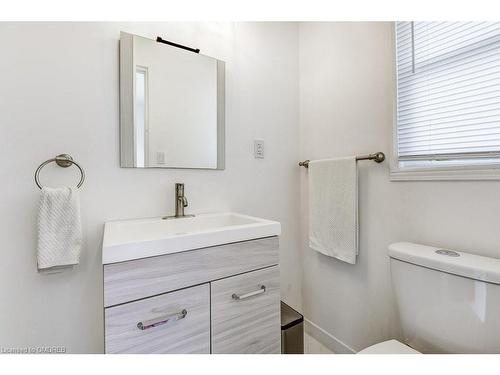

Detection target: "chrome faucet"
[175, 183, 188, 217]
[163, 183, 194, 219]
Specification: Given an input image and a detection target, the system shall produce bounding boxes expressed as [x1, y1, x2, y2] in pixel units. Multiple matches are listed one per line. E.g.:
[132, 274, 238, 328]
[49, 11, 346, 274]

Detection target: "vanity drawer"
[105, 284, 210, 354]
[211, 266, 280, 354]
[104, 236, 279, 307]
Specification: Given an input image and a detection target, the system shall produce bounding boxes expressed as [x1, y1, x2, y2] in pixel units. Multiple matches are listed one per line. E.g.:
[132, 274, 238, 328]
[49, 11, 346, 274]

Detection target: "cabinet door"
[105, 284, 210, 353]
[211, 266, 280, 354]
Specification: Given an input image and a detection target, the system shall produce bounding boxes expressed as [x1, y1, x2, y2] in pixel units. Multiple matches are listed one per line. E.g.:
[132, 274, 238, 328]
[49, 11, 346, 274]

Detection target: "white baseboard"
[304, 319, 356, 354]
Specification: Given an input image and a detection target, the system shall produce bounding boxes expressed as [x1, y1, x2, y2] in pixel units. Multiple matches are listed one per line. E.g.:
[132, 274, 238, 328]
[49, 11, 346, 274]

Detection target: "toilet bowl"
[358, 339, 420, 354]
[358, 242, 500, 354]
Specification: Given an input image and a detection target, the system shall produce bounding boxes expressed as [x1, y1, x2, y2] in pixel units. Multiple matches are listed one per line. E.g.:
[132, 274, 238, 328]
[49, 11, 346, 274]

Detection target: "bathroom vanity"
[110, 33, 281, 353]
[102, 213, 281, 354]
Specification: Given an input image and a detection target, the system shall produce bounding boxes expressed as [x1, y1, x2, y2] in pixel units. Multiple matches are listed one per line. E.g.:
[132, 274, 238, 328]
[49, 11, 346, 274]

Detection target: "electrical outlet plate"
[156, 151, 166, 164]
[254, 140, 264, 159]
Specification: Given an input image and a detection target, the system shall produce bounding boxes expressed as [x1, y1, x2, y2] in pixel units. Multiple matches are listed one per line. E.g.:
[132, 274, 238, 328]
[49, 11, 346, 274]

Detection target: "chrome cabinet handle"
[137, 309, 187, 330]
[232, 285, 266, 301]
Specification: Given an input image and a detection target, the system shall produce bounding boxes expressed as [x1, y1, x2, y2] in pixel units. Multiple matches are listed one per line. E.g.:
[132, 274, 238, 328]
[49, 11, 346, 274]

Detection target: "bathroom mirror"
[119, 32, 225, 169]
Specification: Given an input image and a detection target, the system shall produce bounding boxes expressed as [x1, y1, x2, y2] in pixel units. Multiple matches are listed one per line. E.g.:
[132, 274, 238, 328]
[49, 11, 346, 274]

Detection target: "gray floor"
[304, 333, 335, 354]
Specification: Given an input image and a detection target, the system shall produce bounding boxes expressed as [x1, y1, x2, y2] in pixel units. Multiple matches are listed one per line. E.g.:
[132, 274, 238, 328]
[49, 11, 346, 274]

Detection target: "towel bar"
[298, 152, 385, 168]
[34, 154, 85, 189]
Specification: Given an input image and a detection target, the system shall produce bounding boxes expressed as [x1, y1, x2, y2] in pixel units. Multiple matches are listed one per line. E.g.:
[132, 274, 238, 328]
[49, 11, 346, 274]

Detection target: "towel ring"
[34, 154, 85, 189]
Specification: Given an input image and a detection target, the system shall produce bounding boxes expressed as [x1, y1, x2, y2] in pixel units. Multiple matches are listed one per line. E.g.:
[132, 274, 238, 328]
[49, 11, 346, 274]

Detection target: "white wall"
[0, 22, 301, 353]
[299, 22, 500, 353]
[299, 22, 402, 352]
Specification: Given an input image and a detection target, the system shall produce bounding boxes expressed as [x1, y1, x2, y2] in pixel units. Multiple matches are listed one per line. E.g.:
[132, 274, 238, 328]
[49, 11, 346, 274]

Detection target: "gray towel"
[37, 187, 82, 271]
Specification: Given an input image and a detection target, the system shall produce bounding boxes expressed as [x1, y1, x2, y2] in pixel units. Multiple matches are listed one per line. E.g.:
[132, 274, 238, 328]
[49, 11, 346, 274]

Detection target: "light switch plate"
[254, 140, 264, 159]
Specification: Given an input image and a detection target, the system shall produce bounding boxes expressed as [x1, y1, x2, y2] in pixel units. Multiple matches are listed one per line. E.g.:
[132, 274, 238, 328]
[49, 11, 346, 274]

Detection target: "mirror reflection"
[120, 32, 225, 169]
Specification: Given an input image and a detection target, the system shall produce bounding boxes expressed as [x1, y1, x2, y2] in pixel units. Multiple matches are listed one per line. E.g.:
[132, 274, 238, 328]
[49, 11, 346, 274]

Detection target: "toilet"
[359, 242, 500, 354]
[358, 339, 419, 354]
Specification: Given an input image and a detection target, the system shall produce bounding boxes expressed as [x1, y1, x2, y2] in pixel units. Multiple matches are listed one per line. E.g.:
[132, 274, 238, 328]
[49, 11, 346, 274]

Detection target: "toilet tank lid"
[389, 242, 500, 285]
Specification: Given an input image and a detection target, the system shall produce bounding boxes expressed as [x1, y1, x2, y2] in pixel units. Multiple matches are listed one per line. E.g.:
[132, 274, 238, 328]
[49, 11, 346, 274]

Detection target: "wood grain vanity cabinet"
[105, 284, 210, 354]
[211, 266, 280, 354]
[103, 237, 280, 354]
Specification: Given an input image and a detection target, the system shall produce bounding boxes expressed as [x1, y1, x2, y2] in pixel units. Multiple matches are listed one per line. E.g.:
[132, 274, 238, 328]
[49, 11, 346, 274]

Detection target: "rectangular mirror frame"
[119, 32, 225, 170]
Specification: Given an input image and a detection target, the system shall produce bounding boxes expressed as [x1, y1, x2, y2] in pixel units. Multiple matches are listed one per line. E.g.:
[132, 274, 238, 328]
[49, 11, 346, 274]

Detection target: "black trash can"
[280, 301, 304, 354]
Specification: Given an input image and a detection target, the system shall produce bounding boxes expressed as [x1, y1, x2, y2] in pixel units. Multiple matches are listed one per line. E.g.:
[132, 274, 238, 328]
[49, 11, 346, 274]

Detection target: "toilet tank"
[389, 242, 500, 354]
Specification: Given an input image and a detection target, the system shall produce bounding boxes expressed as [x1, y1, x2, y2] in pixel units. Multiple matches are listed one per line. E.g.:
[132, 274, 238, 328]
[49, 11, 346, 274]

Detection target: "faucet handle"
[182, 196, 188, 207]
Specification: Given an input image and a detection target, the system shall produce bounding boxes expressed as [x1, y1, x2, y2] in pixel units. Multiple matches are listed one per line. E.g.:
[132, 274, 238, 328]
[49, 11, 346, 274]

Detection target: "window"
[135, 66, 148, 167]
[393, 22, 500, 179]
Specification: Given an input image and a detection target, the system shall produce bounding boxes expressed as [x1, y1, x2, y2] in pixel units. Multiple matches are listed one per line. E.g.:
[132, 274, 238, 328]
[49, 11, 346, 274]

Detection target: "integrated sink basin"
[102, 212, 281, 264]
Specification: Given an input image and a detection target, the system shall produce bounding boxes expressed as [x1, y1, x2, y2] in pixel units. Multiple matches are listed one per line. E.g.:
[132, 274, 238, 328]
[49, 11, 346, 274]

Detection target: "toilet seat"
[358, 339, 420, 354]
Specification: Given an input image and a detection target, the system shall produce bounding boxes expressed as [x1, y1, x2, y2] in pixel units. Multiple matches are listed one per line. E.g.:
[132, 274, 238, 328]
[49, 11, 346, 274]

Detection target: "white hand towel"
[37, 187, 82, 271]
[308, 157, 358, 264]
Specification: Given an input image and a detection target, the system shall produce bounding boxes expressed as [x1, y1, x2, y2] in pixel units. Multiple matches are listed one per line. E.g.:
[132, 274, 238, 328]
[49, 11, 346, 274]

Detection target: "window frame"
[390, 23, 500, 181]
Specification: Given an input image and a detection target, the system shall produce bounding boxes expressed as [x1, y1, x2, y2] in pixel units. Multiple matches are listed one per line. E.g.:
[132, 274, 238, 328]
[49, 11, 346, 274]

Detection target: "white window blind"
[395, 22, 500, 166]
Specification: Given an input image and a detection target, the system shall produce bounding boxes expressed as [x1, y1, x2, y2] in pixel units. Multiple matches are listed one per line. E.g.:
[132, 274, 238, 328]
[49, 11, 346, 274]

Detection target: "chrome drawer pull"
[232, 285, 266, 301]
[137, 309, 187, 330]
